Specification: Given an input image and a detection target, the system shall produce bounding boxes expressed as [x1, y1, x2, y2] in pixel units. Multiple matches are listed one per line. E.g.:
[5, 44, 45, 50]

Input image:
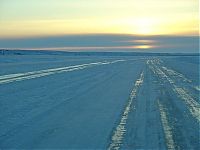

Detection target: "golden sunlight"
[133, 45, 153, 49]
[134, 18, 157, 35]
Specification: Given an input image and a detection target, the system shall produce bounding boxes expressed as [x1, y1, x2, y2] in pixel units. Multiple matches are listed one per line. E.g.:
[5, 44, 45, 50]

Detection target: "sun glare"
[134, 18, 157, 35]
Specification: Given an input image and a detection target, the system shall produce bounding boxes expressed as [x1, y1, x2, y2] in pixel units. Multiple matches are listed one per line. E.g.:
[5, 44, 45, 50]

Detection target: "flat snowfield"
[0, 52, 199, 149]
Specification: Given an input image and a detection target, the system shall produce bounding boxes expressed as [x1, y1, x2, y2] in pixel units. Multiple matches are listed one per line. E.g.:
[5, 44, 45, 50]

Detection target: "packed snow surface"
[0, 52, 199, 149]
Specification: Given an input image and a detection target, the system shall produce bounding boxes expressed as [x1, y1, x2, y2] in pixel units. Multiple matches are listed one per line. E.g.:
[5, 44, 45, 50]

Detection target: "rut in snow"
[148, 59, 200, 123]
[157, 100, 176, 150]
[0, 59, 125, 84]
[107, 71, 144, 150]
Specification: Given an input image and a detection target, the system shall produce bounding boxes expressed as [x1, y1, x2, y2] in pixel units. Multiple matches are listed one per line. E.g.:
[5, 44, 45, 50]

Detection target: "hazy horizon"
[0, 34, 199, 53]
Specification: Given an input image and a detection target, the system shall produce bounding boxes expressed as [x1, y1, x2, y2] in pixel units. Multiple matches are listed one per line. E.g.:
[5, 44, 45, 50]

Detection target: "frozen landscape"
[0, 50, 199, 149]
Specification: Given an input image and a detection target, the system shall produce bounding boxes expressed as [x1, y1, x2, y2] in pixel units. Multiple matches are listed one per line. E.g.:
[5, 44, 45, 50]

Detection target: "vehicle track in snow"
[107, 58, 199, 150]
[107, 71, 144, 150]
[148, 58, 199, 149]
[157, 100, 176, 150]
[0, 59, 125, 84]
[148, 59, 200, 123]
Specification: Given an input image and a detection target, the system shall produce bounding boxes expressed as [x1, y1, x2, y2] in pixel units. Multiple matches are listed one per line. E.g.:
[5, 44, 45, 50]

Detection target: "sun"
[134, 18, 156, 35]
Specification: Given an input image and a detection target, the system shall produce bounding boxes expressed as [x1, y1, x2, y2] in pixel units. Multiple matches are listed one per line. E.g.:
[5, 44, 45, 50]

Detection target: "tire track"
[0, 59, 125, 85]
[107, 71, 144, 150]
[148, 59, 200, 123]
[157, 100, 176, 150]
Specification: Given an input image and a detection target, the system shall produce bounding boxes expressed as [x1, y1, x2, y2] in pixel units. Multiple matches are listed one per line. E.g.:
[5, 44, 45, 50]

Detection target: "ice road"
[0, 53, 199, 149]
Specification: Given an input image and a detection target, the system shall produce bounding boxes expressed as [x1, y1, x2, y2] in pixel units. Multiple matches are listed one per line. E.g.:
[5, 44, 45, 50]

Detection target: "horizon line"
[0, 33, 199, 40]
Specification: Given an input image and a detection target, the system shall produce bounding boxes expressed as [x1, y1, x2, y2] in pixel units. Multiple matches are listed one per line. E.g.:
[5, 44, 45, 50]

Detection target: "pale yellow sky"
[0, 0, 199, 38]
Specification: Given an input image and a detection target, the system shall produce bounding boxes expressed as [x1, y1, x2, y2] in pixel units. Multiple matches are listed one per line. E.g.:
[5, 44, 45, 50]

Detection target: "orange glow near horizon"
[134, 45, 152, 49]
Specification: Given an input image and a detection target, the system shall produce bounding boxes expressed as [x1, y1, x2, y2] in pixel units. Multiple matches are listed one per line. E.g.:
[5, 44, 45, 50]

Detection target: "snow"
[0, 51, 199, 149]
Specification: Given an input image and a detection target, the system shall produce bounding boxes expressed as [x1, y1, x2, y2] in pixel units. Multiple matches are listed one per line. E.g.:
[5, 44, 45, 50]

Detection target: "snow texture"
[0, 51, 199, 149]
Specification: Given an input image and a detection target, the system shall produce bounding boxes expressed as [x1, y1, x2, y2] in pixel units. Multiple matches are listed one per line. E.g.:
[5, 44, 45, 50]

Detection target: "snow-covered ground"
[0, 52, 199, 149]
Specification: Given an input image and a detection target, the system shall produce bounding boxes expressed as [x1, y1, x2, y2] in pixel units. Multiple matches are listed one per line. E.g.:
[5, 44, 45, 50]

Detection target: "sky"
[0, 0, 199, 52]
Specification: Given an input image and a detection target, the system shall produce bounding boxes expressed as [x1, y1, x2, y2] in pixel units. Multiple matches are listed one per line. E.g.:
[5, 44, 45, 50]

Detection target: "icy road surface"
[0, 54, 199, 149]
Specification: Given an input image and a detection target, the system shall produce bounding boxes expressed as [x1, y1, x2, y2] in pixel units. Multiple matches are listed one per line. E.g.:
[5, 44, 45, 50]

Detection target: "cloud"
[0, 34, 198, 53]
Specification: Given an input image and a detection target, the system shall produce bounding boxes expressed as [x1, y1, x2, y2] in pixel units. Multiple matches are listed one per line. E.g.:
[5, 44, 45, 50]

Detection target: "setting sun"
[134, 18, 156, 35]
